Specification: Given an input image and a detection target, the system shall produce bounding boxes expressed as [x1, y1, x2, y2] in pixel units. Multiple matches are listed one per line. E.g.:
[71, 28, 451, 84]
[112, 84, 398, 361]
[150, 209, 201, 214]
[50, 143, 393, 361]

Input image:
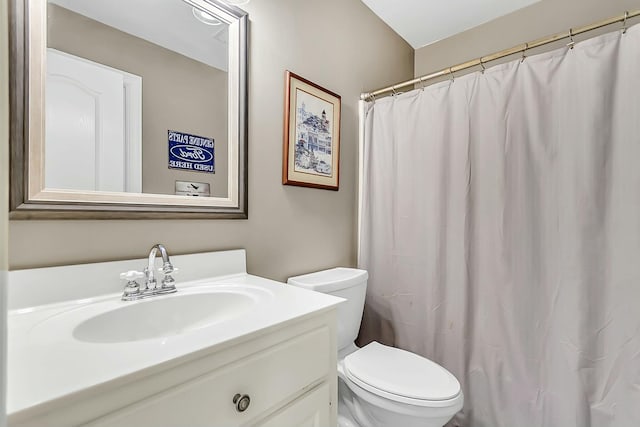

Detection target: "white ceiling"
[49, 0, 229, 71]
[361, 0, 541, 49]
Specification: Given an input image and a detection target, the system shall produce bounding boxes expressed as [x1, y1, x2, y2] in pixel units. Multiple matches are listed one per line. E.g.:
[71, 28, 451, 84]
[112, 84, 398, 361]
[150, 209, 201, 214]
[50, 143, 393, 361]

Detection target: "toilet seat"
[344, 342, 461, 408]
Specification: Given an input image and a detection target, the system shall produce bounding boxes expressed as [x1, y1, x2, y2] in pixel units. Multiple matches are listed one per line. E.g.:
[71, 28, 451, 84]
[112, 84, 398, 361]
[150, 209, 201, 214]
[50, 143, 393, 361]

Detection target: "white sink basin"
[29, 284, 273, 344]
[74, 291, 256, 343]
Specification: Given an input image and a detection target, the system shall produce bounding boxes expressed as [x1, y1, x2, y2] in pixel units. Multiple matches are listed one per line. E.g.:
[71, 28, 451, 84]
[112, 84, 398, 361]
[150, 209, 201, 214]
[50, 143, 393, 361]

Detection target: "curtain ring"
[449, 67, 455, 82]
[479, 57, 486, 74]
[419, 76, 426, 91]
[567, 28, 575, 49]
[622, 11, 629, 34]
[391, 87, 398, 97]
[521, 43, 528, 63]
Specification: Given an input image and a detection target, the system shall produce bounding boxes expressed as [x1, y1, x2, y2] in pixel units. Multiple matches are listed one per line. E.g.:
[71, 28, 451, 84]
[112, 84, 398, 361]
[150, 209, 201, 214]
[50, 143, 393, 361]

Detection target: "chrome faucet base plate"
[121, 287, 177, 301]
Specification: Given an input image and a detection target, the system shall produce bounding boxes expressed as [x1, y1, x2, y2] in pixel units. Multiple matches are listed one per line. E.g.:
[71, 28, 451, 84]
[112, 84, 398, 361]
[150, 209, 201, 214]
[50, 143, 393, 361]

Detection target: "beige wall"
[48, 5, 228, 197]
[9, 0, 414, 282]
[415, 0, 640, 77]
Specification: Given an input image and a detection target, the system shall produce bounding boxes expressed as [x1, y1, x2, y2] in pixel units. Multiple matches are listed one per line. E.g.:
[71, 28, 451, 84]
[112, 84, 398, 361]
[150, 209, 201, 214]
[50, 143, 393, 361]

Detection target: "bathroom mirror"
[9, 0, 248, 218]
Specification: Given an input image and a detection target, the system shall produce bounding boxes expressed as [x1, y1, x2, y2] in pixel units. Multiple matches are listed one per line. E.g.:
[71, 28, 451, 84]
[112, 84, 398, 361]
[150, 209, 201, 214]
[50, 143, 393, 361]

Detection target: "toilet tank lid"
[287, 268, 368, 292]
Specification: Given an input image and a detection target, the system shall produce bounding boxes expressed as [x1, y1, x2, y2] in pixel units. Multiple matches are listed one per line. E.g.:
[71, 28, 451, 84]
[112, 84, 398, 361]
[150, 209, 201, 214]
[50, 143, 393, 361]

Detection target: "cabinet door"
[256, 383, 330, 427]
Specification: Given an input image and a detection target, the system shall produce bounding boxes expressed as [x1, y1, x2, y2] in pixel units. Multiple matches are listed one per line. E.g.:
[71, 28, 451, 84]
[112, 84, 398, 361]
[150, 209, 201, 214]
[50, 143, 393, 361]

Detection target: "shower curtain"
[358, 25, 640, 427]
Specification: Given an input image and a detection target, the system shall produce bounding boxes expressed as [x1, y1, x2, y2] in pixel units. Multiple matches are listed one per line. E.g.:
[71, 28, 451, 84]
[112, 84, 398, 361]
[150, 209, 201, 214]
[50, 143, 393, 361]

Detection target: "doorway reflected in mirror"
[46, 0, 229, 197]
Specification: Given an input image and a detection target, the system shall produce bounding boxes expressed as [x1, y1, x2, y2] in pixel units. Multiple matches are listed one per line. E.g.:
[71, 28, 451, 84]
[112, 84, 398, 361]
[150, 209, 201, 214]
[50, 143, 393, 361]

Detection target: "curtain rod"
[361, 9, 640, 101]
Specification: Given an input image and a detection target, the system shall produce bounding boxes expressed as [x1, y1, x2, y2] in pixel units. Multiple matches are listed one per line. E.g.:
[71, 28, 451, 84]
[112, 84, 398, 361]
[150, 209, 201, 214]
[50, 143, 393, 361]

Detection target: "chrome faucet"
[145, 244, 175, 291]
[120, 243, 178, 301]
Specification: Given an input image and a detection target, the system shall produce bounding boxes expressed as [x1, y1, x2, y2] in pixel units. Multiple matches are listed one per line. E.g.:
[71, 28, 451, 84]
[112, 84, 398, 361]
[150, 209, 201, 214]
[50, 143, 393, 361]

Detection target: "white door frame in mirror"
[9, 0, 248, 219]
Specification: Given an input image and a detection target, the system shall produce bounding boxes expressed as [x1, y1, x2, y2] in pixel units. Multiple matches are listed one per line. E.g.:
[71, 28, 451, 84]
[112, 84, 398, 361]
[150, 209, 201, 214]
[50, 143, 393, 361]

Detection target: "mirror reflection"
[46, 0, 230, 198]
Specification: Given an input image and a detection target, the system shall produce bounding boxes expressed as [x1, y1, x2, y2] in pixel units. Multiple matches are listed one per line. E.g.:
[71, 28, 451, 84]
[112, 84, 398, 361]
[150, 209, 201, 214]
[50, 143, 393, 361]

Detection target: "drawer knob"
[233, 393, 251, 412]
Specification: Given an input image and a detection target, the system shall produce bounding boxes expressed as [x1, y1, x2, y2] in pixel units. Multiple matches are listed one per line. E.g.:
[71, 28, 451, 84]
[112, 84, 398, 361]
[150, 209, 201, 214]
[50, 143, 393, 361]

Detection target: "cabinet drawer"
[86, 326, 331, 427]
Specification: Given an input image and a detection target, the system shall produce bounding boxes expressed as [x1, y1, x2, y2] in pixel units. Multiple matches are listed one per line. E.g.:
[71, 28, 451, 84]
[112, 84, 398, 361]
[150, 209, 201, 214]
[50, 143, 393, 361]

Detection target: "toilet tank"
[288, 268, 368, 352]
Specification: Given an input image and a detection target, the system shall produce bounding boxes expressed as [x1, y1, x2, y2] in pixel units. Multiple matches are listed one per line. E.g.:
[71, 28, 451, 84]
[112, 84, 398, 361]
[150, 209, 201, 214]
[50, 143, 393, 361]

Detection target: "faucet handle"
[158, 266, 178, 276]
[120, 270, 145, 300]
[157, 266, 178, 294]
[159, 262, 176, 275]
[120, 270, 145, 282]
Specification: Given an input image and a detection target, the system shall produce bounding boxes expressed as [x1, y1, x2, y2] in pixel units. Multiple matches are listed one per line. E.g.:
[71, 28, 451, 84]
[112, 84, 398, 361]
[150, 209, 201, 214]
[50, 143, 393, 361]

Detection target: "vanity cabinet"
[86, 325, 333, 427]
[11, 311, 338, 427]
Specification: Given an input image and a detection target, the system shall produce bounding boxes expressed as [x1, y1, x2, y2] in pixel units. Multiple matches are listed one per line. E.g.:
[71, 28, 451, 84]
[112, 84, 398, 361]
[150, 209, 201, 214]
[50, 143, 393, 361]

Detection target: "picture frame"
[283, 71, 341, 190]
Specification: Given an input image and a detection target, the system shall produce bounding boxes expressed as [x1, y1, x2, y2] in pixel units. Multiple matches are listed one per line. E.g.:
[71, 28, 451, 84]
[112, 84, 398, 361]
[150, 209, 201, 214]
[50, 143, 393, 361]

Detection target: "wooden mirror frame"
[9, 0, 248, 219]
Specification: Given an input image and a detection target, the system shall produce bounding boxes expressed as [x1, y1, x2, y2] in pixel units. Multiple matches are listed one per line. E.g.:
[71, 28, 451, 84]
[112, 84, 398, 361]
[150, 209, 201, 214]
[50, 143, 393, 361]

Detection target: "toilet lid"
[344, 342, 461, 403]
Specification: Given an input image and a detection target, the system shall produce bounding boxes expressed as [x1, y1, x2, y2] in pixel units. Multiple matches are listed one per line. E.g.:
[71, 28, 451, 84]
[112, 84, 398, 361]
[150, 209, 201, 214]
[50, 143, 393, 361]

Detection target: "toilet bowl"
[288, 268, 463, 427]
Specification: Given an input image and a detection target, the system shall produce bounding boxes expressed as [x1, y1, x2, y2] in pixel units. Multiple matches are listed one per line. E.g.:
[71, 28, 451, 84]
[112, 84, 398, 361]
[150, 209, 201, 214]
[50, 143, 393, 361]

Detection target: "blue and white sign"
[168, 130, 215, 173]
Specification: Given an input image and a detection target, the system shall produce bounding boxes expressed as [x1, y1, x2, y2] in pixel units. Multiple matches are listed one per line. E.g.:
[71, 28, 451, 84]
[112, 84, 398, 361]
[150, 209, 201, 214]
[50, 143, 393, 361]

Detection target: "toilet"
[288, 268, 463, 427]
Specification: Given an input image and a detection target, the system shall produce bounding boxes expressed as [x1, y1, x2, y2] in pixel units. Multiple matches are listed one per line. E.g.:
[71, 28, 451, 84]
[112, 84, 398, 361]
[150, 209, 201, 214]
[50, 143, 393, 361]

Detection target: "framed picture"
[283, 71, 341, 190]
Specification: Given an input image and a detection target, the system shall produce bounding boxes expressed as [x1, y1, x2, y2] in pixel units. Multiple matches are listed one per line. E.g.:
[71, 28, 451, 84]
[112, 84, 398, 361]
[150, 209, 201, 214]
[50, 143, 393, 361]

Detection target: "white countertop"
[8, 273, 342, 418]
